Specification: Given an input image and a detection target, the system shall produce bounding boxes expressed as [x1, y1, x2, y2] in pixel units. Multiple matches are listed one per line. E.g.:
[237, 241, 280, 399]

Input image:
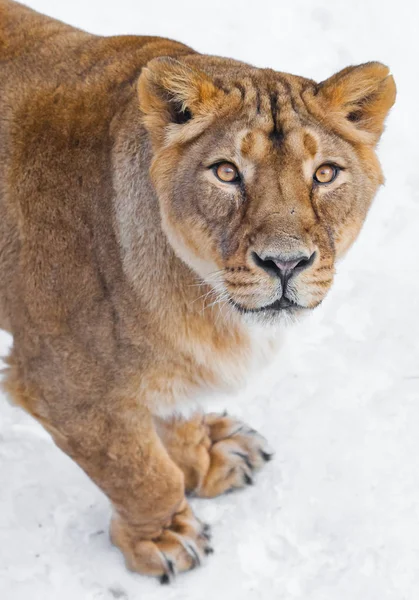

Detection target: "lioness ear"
[138, 57, 221, 146]
[316, 62, 396, 144]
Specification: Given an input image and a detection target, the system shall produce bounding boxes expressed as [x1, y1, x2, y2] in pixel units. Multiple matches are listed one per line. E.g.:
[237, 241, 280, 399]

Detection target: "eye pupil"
[215, 162, 239, 183]
[314, 164, 338, 184]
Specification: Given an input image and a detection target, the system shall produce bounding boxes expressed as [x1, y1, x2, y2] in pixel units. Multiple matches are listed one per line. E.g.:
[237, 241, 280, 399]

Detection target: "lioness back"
[0, 0, 193, 331]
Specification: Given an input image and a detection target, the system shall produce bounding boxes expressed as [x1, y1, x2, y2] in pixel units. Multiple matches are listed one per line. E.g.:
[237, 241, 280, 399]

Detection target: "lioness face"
[139, 58, 395, 322]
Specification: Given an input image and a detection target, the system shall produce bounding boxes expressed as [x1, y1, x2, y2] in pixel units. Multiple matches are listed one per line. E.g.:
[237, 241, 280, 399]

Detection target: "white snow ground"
[1, 0, 419, 598]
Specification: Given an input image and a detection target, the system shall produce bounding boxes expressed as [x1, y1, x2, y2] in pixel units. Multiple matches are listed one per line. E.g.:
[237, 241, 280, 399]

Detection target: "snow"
[1, 0, 418, 598]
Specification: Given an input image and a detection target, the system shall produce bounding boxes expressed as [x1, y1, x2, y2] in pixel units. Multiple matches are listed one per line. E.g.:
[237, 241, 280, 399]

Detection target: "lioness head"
[138, 56, 395, 322]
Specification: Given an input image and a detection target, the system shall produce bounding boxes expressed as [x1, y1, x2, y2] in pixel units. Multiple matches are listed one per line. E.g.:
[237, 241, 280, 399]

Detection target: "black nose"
[252, 251, 316, 282]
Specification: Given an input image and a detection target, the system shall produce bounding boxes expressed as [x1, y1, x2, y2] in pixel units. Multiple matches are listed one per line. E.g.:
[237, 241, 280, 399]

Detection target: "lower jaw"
[230, 298, 304, 315]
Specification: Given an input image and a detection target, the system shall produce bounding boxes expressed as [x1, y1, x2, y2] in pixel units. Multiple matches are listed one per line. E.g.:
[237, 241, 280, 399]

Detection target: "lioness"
[0, 0, 396, 582]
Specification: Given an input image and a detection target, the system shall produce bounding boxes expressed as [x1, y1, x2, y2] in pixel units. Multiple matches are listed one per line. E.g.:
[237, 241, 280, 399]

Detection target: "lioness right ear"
[313, 62, 396, 144]
[138, 57, 222, 147]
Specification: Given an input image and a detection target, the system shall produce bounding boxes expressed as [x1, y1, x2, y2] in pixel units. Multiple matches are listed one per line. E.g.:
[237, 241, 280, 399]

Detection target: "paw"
[197, 413, 273, 498]
[110, 501, 212, 582]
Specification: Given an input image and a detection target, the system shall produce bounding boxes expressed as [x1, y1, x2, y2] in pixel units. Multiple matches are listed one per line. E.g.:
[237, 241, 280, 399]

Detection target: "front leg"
[155, 413, 273, 498]
[7, 374, 212, 582]
[62, 408, 213, 580]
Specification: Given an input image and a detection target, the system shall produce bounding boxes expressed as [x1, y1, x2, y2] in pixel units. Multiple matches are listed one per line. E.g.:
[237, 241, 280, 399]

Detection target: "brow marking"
[269, 90, 284, 148]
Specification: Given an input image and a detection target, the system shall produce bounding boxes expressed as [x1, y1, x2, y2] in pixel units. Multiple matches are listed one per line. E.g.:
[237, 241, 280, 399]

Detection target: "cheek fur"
[172, 169, 239, 225]
[197, 184, 238, 223]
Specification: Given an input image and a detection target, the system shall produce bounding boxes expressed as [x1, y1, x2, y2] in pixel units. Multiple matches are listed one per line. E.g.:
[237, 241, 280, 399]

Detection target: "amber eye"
[313, 164, 339, 184]
[213, 162, 240, 183]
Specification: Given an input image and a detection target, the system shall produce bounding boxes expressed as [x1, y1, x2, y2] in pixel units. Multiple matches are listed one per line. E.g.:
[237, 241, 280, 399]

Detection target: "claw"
[172, 533, 202, 567]
[231, 450, 253, 471]
[244, 472, 254, 485]
[185, 541, 201, 567]
[166, 558, 175, 577]
[246, 427, 258, 435]
[230, 425, 246, 437]
[204, 546, 214, 555]
[158, 551, 175, 584]
[201, 523, 212, 540]
[260, 450, 274, 462]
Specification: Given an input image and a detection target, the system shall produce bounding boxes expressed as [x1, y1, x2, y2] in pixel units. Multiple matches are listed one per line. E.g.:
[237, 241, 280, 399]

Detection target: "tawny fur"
[0, 0, 395, 580]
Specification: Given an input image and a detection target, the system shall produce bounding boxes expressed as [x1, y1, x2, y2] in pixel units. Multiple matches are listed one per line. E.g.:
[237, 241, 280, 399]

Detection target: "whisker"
[205, 291, 229, 311]
[189, 287, 217, 307]
[187, 269, 226, 288]
[205, 269, 226, 281]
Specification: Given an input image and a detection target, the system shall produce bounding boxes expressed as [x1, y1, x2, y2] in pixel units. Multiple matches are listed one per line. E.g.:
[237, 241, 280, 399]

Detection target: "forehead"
[238, 127, 320, 164]
[204, 72, 346, 164]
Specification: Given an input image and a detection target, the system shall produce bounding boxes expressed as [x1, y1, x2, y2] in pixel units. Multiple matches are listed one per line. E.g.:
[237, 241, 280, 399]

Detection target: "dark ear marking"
[138, 57, 222, 146]
[169, 97, 193, 125]
[345, 88, 382, 125]
[148, 82, 193, 125]
[346, 110, 362, 123]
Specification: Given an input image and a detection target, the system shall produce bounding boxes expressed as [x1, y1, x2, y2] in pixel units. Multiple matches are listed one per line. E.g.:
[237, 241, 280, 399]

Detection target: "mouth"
[230, 295, 303, 314]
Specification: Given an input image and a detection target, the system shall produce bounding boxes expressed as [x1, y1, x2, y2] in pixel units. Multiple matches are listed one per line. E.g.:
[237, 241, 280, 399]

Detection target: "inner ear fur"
[311, 62, 396, 144]
[138, 57, 222, 145]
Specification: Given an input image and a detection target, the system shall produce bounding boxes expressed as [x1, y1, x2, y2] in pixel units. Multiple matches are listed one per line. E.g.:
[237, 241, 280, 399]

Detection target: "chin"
[230, 297, 312, 327]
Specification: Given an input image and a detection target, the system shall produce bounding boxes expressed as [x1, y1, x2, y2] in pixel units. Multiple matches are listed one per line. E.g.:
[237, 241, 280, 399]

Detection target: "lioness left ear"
[138, 57, 221, 147]
[315, 62, 396, 144]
